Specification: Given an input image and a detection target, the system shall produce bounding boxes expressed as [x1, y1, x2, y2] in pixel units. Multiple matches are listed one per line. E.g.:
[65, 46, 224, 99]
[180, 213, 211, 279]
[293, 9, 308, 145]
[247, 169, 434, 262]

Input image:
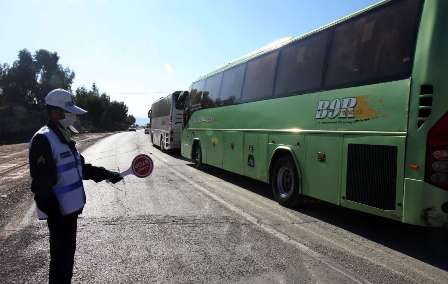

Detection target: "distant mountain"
[135, 117, 149, 126]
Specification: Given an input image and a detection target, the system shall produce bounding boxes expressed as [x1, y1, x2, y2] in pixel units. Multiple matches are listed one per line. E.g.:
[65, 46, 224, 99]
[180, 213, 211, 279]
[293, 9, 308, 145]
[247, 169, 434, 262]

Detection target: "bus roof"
[194, 0, 391, 83]
[151, 91, 185, 106]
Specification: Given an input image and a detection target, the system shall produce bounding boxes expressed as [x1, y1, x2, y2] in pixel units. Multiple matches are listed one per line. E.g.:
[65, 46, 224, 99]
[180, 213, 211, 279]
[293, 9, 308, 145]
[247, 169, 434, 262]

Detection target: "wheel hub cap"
[277, 166, 294, 198]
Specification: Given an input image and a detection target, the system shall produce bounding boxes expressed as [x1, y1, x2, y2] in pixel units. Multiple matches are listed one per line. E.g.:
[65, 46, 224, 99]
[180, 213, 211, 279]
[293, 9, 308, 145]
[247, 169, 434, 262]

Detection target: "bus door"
[223, 131, 243, 174]
[171, 92, 185, 147]
[206, 131, 223, 168]
[244, 133, 268, 180]
[303, 134, 342, 205]
[173, 91, 187, 116]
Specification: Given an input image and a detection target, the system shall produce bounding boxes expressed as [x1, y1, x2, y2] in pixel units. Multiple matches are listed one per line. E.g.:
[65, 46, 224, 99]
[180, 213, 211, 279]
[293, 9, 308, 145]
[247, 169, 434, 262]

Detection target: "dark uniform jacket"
[29, 121, 114, 218]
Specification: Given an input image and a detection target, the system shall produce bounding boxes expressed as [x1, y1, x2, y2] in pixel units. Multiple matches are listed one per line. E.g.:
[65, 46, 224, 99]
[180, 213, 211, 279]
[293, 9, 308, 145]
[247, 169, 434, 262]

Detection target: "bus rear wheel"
[192, 143, 203, 169]
[271, 155, 302, 208]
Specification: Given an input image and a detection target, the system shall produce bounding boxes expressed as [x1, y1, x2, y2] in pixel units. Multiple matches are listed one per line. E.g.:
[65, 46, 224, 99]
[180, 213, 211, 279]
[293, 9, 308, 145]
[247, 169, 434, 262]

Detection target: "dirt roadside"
[0, 132, 117, 230]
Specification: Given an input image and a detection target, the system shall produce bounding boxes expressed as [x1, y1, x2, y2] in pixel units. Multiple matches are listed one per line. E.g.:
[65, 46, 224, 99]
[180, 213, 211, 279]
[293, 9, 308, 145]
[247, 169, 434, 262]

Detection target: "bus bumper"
[403, 178, 448, 227]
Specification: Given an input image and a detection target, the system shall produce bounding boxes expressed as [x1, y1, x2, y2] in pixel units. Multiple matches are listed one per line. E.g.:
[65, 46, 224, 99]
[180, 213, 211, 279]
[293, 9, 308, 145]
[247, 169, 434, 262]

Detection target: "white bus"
[149, 91, 186, 151]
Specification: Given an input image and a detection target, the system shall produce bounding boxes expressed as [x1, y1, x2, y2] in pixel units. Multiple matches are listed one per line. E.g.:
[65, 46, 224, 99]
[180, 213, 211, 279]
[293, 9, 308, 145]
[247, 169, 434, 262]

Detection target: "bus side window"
[324, 0, 421, 88]
[190, 80, 205, 111]
[275, 31, 329, 97]
[241, 51, 278, 102]
[158, 97, 170, 118]
[220, 64, 246, 106]
[202, 73, 223, 108]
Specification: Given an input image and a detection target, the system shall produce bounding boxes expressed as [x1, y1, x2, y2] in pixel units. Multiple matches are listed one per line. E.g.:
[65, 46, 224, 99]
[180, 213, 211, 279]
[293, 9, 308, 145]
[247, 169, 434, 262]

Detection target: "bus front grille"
[346, 144, 397, 210]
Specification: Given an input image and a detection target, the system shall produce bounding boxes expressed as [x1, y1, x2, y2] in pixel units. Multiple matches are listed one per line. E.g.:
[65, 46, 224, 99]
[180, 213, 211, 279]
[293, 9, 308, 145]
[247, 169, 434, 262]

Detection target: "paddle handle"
[119, 167, 133, 177]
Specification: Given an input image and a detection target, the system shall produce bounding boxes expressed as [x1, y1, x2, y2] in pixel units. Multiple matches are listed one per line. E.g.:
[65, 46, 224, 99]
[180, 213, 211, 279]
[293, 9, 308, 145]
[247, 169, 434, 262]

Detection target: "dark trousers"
[47, 214, 78, 284]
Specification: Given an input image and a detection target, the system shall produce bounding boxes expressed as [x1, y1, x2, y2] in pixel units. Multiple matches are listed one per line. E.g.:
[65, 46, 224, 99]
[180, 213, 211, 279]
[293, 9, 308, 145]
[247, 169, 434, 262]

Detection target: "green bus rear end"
[403, 0, 448, 226]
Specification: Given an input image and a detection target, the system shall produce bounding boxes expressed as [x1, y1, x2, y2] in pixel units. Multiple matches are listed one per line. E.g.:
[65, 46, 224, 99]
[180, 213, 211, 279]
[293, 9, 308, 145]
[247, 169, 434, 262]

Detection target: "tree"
[126, 115, 136, 126]
[0, 49, 134, 135]
[34, 49, 75, 105]
[0, 64, 6, 107]
[0, 50, 37, 106]
[75, 84, 135, 131]
[0, 49, 75, 108]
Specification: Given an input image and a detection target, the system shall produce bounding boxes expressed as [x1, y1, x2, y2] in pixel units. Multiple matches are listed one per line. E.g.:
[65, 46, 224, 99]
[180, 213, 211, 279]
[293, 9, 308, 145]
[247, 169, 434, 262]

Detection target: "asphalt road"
[1, 130, 448, 283]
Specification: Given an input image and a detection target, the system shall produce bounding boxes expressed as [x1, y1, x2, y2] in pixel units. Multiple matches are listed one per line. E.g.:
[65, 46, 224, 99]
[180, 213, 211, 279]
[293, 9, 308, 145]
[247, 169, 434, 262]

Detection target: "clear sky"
[0, 0, 380, 120]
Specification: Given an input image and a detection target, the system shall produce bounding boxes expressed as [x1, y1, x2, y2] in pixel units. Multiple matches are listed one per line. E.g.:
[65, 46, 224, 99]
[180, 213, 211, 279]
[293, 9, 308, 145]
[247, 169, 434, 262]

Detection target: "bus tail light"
[425, 113, 448, 190]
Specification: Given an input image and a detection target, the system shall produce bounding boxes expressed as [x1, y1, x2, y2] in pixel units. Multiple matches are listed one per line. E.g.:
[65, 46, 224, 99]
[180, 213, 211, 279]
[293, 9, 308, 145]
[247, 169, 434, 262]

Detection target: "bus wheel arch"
[269, 148, 303, 208]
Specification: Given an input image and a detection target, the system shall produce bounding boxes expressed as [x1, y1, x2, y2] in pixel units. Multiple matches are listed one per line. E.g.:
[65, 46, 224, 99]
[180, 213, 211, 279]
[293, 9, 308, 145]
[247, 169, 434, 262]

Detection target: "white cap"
[45, 89, 87, 115]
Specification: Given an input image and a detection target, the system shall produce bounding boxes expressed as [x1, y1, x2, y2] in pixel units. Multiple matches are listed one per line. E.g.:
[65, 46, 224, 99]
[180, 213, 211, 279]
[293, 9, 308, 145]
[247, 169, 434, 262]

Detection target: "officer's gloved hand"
[88, 166, 123, 183]
[106, 171, 123, 184]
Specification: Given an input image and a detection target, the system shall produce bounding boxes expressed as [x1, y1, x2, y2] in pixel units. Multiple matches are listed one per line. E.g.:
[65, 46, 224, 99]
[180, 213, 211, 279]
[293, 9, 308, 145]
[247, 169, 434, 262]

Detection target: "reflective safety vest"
[31, 126, 86, 219]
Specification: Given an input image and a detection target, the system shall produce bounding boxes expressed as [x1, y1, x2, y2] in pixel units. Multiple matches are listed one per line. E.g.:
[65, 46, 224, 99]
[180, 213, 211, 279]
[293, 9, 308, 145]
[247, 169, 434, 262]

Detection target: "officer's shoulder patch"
[60, 151, 71, 159]
[37, 156, 46, 165]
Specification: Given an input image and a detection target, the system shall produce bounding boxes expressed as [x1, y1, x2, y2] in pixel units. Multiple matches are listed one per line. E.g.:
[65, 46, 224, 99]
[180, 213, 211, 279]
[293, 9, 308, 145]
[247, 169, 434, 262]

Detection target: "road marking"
[163, 155, 440, 283]
[150, 151, 369, 284]
[172, 162, 414, 278]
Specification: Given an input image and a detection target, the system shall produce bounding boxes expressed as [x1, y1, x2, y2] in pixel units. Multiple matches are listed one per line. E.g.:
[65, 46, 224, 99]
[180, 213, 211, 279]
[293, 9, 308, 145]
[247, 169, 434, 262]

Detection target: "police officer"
[29, 89, 122, 283]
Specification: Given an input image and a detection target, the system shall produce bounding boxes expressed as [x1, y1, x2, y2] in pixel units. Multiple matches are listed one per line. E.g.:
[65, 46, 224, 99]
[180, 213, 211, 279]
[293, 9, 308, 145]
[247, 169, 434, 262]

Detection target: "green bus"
[180, 0, 448, 227]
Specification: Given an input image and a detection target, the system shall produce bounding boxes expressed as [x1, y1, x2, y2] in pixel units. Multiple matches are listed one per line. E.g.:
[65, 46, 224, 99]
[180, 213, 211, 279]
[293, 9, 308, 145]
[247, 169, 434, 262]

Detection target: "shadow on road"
[162, 149, 190, 162]
[185, 162, 448, 272]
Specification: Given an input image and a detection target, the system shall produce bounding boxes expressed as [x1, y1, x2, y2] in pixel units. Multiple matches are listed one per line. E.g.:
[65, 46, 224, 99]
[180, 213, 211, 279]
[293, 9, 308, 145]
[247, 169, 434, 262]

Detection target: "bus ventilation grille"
[417, 84, 433, 128]
[346, 144, 397, 210]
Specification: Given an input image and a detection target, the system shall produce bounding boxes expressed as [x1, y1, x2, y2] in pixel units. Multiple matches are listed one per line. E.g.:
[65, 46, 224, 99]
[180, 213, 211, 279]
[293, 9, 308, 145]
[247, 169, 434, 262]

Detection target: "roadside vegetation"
[0, 49, 135, 144]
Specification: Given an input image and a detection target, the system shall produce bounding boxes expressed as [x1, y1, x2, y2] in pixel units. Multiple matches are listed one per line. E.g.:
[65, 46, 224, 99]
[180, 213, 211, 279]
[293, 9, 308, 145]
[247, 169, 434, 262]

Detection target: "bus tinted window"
[152, 97, 171, 118]
[275, 31, 329, 97]
[242, 51, 278, 102]
[220, 64, 246, 106]
[190, 80, 205, 110]
[325, 0, 421, 88]
[203, 73, 223, 108]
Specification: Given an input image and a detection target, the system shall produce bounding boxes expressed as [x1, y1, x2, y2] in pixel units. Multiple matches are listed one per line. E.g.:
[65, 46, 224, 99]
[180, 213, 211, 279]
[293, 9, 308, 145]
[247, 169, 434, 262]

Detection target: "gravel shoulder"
[0, 132, 116, 230]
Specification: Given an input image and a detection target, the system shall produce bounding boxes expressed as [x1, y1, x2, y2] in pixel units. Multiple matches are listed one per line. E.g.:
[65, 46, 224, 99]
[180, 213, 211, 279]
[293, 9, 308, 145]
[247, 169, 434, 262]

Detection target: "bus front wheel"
[271, 155, 302, 208]
[192, 143, 203, 169]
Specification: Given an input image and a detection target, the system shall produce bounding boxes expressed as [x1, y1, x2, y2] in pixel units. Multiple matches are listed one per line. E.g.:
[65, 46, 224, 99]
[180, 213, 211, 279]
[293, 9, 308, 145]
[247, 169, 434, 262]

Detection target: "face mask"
[59, 113, 77, 129]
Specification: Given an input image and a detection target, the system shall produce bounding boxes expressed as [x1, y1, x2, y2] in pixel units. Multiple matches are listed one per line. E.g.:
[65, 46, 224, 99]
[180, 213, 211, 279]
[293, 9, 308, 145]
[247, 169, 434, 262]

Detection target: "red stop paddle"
[120, 154, 154, 178]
